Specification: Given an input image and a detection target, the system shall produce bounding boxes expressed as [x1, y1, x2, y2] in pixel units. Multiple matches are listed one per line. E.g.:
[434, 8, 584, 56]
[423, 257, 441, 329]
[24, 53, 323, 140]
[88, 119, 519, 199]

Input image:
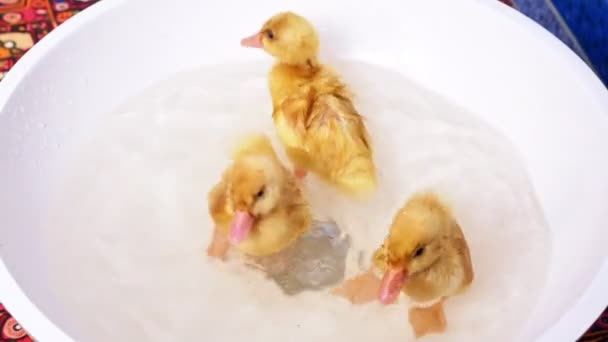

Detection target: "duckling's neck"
[269, 57, 321, 107]
[278, 56, 319, 74]
[303, 57, 319, 71]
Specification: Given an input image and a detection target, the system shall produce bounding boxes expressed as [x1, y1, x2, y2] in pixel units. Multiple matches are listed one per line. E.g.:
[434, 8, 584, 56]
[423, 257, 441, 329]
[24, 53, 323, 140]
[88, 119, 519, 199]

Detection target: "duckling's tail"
[232, 133, 278, 160]
[333, 155, 377, 197]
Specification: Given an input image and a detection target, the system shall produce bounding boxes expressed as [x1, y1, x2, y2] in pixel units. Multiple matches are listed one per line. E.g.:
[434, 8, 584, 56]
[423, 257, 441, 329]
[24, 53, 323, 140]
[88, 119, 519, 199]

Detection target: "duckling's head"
[227, 154, 285, 245]
[241, 11, 319, 66]
[376, 193, 453, 304]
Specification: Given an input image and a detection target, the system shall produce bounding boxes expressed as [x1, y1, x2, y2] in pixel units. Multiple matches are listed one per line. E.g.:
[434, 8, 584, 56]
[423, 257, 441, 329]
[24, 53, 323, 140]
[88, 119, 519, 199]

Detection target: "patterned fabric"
[0, 304, 32, 341]
[0, 0, 100, 80]
[0, 0, 605, 341]
[580, 309, 608, 342]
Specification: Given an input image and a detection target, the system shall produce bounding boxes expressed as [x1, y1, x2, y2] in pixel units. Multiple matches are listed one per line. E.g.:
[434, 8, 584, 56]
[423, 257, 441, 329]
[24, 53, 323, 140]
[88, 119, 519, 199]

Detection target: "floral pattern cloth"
[0, 0, 100, 80]
[0, 304, 33, 341]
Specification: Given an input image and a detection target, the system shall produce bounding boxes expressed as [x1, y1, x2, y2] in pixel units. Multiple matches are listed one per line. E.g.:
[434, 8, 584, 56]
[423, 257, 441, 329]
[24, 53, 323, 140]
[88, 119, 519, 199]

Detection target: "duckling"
[241, 11, 377, 196]
[207, 134, 311, 258]
[374, 193, 474, 304]
[333, 192, 474, 338]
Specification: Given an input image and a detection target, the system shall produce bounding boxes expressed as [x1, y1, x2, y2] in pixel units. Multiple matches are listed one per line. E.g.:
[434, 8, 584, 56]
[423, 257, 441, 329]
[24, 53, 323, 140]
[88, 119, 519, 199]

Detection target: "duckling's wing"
[208, 169, 232, 227]
[306, 94, 376, 194]
[273, 87, 314, 154]
[308, 94, 370, 149]
[451, 228, 474, 287]
[275, 88, 316, 168]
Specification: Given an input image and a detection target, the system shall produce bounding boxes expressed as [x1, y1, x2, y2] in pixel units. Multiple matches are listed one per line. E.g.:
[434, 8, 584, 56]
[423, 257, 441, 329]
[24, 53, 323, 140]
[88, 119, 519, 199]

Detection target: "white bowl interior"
[1, 0, 607, 341]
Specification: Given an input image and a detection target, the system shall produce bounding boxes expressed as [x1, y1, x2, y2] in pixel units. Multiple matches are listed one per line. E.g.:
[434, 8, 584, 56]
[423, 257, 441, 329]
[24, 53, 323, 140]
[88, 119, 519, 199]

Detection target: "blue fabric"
[513, 0, 608, 87]
[551, 0, 608, 87]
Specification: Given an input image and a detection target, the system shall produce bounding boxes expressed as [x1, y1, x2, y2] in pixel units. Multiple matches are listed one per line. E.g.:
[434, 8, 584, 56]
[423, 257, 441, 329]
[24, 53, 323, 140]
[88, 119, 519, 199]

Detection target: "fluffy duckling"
[241, 12, 377, 196]
[374, 192, 474, 305]
[207, 134, 311, 258]
[334, 192, 474, 338]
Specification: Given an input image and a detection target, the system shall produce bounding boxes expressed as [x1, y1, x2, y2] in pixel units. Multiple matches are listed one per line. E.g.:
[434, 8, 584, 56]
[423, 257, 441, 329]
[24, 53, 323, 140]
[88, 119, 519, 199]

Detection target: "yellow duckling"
[241, 11, 377, 197]
[334, 192, 474, 338]
[207, 134, 311, 258]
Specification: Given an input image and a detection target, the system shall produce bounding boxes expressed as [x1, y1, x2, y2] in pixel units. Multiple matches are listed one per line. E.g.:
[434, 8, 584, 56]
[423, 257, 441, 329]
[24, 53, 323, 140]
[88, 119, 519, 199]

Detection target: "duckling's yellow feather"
[245, 12, 377, 197]
[208, 134, 311, 257]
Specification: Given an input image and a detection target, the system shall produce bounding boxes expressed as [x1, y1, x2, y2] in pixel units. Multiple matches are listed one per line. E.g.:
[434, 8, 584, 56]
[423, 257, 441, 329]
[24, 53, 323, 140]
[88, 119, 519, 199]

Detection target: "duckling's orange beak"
[230, 210, 255, 244]
[378, 266, 408, 305]
[241, 33, 263, 48]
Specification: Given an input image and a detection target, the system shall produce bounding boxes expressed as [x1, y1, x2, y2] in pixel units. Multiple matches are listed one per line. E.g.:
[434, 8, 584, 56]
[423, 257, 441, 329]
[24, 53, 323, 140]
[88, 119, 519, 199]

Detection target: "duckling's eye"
[255, 187, 265, 199]
[266, 30, 275, 40]
[413, 246, 425, 258]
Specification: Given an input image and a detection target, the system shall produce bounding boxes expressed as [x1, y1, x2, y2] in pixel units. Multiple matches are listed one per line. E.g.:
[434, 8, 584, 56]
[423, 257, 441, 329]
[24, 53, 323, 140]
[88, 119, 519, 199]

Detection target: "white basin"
[1, 0, 607, 341]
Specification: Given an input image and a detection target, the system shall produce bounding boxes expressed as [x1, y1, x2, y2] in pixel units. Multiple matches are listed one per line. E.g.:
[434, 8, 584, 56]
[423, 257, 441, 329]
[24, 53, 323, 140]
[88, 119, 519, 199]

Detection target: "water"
[250, 220, 350, 296]
[44, 61, 551, 341]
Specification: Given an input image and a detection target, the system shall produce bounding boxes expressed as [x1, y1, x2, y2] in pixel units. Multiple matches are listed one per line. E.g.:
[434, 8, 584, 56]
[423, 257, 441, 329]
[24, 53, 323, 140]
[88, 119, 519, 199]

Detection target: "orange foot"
[408, 299, 447, 338]
[206, 228, 230, 261]
[331, 269, 382, 305]
[294, 168, 308, 180]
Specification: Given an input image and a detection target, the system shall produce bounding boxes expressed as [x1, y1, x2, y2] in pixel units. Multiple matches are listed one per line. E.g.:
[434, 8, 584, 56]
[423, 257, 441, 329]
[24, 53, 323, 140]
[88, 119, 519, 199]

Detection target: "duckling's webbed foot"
[408, 298, 447, 338]
[294, 167, 308, 179]
[331, 269, 381, 305]
[207, 227, 230, 260]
